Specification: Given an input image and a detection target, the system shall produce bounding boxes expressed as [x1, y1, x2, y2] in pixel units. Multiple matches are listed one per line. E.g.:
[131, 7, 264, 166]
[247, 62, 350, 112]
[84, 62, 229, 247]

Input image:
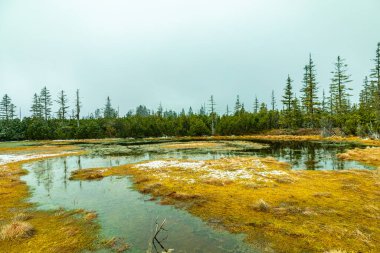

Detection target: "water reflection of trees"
[258, 141, 352, 170]
[33, 159, 54, 195]
[63, 158, 68, 190]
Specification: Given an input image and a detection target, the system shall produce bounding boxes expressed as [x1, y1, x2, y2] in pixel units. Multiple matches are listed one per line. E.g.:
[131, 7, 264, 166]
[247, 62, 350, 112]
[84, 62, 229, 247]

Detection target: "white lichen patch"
[201, 169, 253, 180]
[134, 160, 205, 170]
[131, 157, 291, 185]
[256, 170, 288, 177]
[0, 152, 75, 166]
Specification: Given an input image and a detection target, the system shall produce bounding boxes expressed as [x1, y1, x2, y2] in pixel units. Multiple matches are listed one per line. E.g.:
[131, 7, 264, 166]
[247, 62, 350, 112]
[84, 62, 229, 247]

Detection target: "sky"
[0, 0, 379, 117]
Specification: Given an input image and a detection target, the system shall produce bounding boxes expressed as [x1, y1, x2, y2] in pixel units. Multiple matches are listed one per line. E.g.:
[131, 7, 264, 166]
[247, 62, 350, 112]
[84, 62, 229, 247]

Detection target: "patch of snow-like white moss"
[201, 169, 253, 180]
[256, 170, 288, 177]
[134, 160, 205, 170]
[0, 152, 75, 166]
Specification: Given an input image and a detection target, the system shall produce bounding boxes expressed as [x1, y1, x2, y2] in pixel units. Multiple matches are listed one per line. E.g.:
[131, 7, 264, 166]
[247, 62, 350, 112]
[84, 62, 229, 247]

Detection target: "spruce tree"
[188, 106, 193, 116]
[157, 103, 163, 117]
[208, 95, 216, 135]
[0, 94, 15, 120]
[370, 42, 380, 123]
[199, 104, 206, 115]
[40, 86, 52, 120]
[234, 95, 241, 115]
[30, 93, 43, 118]
[253, 96, 259, 113]
[359, 76, 371, 109]
[370, 42, 380, 92]
[329, 56, 352, 114]
[56, 90, 69, 120]
[300, 54, 319, 127]
[104, 96, 117, 118]
[282, 75, 293, 112]
[271, 90, 276, 111]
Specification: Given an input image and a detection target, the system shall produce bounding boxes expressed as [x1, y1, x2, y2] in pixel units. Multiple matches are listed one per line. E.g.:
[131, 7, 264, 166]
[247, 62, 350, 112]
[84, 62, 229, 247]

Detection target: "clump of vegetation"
[337, 147, 380, 167]
[70, 169, 105, 180]
[12, 213, 32, 221]
[84, 212, 97, 221]
[251, 199, 271, 212]
[0, 221, 35, 240]
[102, 237, 130, 252]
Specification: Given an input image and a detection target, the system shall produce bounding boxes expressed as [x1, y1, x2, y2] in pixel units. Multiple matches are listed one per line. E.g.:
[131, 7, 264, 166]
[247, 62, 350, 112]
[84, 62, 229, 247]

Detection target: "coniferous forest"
[1, 43, 380, 140]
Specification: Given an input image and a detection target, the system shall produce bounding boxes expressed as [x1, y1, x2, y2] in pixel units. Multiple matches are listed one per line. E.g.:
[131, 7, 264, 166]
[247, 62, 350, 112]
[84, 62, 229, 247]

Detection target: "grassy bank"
[0, 143, 98, 253]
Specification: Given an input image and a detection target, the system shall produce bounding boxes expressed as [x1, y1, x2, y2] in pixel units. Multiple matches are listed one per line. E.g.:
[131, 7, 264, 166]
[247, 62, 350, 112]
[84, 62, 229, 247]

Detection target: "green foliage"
[329, 56, 352, 116]
[300, 54, 320, 127]
[0, 94, 16, 120]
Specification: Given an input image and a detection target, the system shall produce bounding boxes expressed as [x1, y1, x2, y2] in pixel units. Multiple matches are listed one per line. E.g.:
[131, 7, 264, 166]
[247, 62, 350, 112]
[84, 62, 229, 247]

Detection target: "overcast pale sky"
[0, 0, 379, 117]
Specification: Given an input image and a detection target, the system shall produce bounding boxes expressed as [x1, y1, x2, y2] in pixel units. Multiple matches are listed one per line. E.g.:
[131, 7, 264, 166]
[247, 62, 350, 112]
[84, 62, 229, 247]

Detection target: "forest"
[1, 43, 380, 141]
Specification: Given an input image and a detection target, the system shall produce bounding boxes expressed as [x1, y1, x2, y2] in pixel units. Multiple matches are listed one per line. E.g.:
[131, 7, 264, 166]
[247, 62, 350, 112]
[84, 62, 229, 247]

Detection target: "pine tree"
[56, 90, 69, 120]
[30, 93, 43, 118]
[103, 96, 117, 118]
[282, 75, 293, 112]
[300, 54, 319, 127]
[370, 42, 380, 123]
[291, 96, 303, 128]
[208, 95, 216, 135]
[234, 95, 241, 115]
[0, 94, 15, 120]
[188, 106, 193, 116]
[199, 104, 206, 115]
[208, 95, 216, 115]
[271, 90, 276, 111]
[157, 103, 163, 117]
[253, 96, 259, 113]
[40, 86, 52, 120]
[359, 76, 371, 109]
[370, 42, 380, 92]
[329, 56, 352, 114]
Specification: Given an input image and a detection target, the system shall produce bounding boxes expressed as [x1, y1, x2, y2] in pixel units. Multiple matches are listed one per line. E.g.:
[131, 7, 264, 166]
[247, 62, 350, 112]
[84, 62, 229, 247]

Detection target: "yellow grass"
[337, 147, 380, 167]
[160, 140, 268, 150]
[0, 221, 34, 240]
[0, 144, 98, 253]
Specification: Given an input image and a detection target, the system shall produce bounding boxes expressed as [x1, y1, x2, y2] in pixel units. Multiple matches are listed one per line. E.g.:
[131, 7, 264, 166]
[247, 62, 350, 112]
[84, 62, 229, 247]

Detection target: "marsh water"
[21, 140, 374, 253]
[22, 155, 255, 253]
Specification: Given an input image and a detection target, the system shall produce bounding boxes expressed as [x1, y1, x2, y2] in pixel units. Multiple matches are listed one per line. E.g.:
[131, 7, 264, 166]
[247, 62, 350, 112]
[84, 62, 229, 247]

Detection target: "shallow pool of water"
[22, 156, 256, 253]
[142, 140, 373, 170]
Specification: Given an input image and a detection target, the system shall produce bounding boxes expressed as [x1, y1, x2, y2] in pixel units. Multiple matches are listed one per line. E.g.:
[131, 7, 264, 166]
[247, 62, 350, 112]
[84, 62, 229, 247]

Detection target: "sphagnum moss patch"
[71, 156, 380, 253]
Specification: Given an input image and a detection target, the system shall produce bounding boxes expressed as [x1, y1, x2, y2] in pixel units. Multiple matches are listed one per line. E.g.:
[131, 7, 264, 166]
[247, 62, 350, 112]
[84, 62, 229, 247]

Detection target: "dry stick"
[152, 218, 168, 252]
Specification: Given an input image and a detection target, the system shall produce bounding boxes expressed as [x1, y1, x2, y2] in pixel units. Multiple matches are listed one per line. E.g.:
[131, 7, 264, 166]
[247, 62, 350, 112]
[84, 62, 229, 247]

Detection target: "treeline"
[1, 43, 380, 140]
